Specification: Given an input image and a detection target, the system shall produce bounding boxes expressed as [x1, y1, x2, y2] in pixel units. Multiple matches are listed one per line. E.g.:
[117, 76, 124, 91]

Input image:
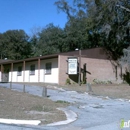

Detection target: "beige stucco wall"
[8, 58, 58, 84]
[41, 58, 58, 83]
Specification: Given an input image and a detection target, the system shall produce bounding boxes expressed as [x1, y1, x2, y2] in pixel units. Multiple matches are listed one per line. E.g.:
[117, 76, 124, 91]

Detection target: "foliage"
[55, 0, 130, 59]
[123, 71, 130, 85]
[64, 18, 89, 50]
[96, 0, 130, 59]
[93, 79, 112, 84]
[55, 100, 70, 104]
[0, 30, 32, 60]
[30, 23, 67, 56]
[86, 0, 130, 59]
[65, 78, 71, 85]
[119, 46, 130, 71]
[119, 46, 130, 84]
[0, 0, 130, 60]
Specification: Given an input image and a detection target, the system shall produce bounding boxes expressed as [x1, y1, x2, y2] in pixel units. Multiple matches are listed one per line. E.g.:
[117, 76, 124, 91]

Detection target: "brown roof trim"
[0, 47, 110, 65]
[0, 54, 59, 65]
[59, 47, 111, 59]
[0, 49, 79, 65]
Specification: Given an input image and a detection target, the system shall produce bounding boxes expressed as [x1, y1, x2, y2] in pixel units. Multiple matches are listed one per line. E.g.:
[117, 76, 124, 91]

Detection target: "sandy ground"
[20, 82, 130, 99]
[0, 82, 130, 130]
[0, 82, 130, 127]
[62, 83, 130, 99]
[0, 87, 68, 125]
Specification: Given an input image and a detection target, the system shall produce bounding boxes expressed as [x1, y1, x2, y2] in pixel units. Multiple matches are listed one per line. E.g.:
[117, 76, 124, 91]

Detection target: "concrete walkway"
[0, 83, 130, 130]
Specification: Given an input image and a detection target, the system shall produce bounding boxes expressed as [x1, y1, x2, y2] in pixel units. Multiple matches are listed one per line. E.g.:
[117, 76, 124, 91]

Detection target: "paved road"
[0, 83, 130, 130]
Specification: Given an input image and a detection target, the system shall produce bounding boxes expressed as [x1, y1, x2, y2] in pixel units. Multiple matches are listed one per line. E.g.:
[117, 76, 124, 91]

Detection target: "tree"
[29, 27, 42, 56]
[86, 0, 130, 59]
[119, 46, 130, 70]
[64, 18, 89, 50]
[55, 1, 92, 51]
[55, 0, 130, 59]
[0, 30, 32, 60]
[33, 23, 67, 56]
[119, 46, 130, 84]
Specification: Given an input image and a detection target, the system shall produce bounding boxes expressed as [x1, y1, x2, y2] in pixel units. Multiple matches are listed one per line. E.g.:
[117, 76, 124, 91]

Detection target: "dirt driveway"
[22, 82, 130, 99]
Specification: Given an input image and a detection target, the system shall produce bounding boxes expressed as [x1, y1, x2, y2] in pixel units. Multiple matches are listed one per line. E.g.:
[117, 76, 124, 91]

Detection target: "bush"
[123, 71, 130, 85]
[93, 79, 112, 84]
[65, 78, 71, 85]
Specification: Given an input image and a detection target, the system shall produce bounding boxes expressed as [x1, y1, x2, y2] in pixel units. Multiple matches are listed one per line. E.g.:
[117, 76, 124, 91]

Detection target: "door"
[2, 68, 9, 82]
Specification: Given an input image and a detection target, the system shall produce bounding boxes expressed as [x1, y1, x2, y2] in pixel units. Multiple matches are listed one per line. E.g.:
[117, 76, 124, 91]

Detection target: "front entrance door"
[2, 68, 9, 82]
[2, 73, 9, 82]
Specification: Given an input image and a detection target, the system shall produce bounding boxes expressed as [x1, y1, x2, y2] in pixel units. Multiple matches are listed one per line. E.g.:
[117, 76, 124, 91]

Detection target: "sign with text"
[68, 58, 78, 75]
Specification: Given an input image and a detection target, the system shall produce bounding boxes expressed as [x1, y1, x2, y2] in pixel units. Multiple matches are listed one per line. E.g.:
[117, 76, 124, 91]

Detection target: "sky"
[0, 0, 69, 35]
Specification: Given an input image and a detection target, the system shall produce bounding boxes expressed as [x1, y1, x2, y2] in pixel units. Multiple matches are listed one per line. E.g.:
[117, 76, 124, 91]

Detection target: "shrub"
[65, 78, 71, 85]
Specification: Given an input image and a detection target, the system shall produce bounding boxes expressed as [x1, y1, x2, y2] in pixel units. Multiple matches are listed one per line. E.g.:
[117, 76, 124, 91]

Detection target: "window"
[30, 64, 35, 75]
[45, 63, 51, 74]
[17, 66, 22, 76]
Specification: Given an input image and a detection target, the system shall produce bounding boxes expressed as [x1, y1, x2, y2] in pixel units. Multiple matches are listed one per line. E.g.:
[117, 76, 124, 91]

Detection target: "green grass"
[55, 100, 70, 104]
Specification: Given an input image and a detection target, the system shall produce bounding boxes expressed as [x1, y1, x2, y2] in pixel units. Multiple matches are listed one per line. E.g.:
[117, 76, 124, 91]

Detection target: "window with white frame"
[30, 64, 35, 75]
[17, 66, 22, 76]
[45, 63, 51, 74]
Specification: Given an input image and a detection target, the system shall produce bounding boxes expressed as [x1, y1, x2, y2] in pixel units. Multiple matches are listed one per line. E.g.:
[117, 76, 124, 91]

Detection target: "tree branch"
[116, 5, 130, 12]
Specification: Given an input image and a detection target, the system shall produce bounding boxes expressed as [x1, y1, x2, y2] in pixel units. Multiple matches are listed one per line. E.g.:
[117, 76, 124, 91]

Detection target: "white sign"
[68, 58, 77, 75]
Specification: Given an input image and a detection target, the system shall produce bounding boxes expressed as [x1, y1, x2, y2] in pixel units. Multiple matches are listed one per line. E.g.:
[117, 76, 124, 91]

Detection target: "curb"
[46, 108, 77, 126]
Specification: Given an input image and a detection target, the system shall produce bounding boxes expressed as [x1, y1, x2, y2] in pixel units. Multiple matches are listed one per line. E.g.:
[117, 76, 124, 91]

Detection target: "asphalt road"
[0, 83, 130, 130]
